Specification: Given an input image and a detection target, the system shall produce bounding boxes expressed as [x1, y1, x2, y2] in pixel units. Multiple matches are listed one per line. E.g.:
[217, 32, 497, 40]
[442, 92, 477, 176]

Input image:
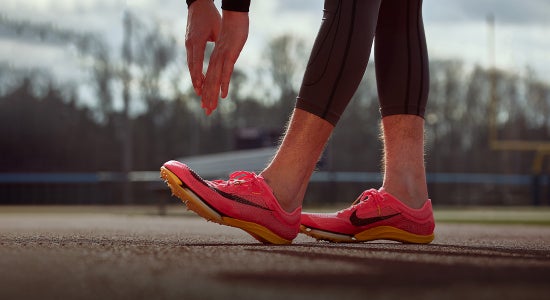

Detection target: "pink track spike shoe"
[301, 189, 435, 243]
[160, 160, 301, 244]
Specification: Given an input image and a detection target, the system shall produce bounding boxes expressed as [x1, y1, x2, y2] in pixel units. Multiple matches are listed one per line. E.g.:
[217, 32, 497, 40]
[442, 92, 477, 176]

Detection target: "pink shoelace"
[209, 171, 264, 195]
[338, 189, 384, 216]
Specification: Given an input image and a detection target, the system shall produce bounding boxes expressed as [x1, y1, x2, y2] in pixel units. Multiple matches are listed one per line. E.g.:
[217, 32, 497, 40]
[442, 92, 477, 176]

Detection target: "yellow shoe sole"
[300, 224, 434, 244]
[160, 166, 293, 245]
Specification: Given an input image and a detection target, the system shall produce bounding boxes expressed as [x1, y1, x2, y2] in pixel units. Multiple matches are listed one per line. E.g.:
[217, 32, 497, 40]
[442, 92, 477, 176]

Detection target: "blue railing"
[0, 171, 547, 205]
[0, 171, 547, 185]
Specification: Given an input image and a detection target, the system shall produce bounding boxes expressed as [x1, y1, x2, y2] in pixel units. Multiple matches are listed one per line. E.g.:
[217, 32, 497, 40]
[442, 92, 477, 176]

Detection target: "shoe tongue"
[377, 188, 397, 202]
[361, 189, 381, 201]
[230, 171, 255, 181]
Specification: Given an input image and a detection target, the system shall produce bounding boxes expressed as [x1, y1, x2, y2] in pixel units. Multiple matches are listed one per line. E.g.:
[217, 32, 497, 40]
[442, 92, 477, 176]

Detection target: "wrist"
[221, 9, 250, 29]
[186, 0, 213, 8]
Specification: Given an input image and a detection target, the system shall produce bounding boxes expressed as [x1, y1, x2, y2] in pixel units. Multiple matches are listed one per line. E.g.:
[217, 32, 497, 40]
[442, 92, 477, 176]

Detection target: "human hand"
[185, 0, 221, 96]
[200, 10, 249, 115]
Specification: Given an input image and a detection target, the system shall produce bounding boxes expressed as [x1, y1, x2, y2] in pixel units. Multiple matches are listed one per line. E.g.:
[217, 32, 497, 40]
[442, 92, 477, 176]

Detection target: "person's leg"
[300, 0, 434, 244]
[295, 0, 381, 125]
[376, 0, 430, 208]
[380, 115, 428, 209]
[261, 109, 333, 213]
[263, 0, 382, 212]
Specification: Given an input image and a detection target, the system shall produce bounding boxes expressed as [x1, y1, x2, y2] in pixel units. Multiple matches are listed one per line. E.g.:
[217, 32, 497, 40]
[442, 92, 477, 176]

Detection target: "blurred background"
[1, 0, 549, 207]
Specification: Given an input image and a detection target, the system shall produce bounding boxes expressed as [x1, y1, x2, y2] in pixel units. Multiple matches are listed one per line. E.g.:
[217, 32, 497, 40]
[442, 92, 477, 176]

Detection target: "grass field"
[433, 206, 550, 225]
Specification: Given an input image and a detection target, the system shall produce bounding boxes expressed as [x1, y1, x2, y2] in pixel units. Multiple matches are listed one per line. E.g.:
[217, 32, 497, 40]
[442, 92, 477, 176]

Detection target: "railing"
[0, 172, 547, 205]
[2, 171, 547, 184]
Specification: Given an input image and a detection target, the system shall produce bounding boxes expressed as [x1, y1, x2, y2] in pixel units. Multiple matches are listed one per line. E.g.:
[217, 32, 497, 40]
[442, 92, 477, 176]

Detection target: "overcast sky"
[2, 0, 550, 92]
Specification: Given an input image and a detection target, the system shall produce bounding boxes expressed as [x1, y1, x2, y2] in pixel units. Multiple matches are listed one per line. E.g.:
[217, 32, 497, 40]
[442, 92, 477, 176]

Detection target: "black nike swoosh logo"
[349, 211, 401, 227]
[214, 188, 272, 211]
[182, 169, 272, 212]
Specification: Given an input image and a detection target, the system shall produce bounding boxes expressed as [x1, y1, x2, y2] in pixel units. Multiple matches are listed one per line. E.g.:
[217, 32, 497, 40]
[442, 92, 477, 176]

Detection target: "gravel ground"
[1, 209, 549, 300]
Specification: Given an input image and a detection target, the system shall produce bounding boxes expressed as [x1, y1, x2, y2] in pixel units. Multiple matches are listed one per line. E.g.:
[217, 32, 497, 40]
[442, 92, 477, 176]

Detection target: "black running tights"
[296, 0, 429, 126]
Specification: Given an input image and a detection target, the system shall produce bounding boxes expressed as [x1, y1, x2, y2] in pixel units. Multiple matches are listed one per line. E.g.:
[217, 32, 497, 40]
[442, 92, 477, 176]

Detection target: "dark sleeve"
[221, 0, 251, 12]
[187, 0, 251, 12]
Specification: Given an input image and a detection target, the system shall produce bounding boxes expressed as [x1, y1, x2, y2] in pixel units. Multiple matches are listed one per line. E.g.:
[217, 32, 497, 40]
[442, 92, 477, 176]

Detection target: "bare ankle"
[382, 185, 428, 209]
[261, 172, 303, 213]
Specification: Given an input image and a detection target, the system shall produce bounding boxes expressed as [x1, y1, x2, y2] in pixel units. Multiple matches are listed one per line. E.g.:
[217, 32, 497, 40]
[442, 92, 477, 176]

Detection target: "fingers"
[186, 35, 228, 115]
[220, 59, 234, 99]
[194, 10, 248, 116]
[201, 48, 239, 115]
[186, 40, 206, 96]
[201, 51, 223, 115]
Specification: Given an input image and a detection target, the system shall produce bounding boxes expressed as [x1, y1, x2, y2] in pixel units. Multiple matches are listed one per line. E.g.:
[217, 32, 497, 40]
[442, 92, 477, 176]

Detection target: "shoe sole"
[300, 225, 434, 244]
[160, 166, 292, 245]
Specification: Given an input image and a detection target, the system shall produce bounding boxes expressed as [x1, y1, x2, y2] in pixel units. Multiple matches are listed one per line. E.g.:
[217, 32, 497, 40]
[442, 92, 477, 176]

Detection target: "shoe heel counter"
[413, 200, 435, 234]
[424, 200, 436, 232]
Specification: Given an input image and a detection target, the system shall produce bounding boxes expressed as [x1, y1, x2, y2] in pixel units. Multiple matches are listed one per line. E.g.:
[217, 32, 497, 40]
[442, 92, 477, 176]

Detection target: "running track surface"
[1, 211, 549, 300]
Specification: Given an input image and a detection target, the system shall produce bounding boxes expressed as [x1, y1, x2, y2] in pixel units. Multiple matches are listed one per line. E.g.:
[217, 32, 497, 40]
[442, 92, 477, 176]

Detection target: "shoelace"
[339, 189, 384, 216]
[210, 171, 263, 194]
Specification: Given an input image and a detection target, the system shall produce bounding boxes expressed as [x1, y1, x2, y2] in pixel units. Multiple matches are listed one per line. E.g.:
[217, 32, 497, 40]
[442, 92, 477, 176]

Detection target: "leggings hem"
[380, 106, 426, 118]
[296, 97, 340, 126]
